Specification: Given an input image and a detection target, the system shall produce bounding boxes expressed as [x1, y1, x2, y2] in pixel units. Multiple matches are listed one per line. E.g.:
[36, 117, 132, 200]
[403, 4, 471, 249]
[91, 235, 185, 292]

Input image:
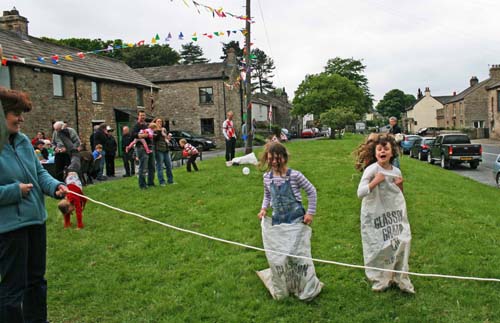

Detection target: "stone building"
[437, 66, 500, 136]
[402, 87, 452, 133]
[486, 80, 500, 139]
[135, 50, 244, 144]
[251, 91, 298, 132]
[0, 8, 158, 148]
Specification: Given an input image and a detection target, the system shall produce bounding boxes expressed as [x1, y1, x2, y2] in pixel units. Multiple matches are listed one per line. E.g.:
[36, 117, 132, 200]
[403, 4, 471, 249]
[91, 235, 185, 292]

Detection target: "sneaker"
[160, 183, 166, 187]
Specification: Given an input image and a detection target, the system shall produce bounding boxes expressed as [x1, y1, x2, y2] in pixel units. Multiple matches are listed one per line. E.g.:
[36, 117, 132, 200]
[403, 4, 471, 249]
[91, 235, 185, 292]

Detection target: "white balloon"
[242, 167, 250, 175]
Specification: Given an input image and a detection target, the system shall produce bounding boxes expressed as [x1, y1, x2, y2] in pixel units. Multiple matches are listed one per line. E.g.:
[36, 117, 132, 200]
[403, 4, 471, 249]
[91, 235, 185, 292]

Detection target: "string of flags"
[174, 0, 254, 22]
[1, 29, 248, 66]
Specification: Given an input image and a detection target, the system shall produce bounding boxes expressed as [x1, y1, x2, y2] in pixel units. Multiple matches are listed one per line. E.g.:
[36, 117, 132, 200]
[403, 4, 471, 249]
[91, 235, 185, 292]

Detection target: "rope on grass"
[69, 191, 500, 283]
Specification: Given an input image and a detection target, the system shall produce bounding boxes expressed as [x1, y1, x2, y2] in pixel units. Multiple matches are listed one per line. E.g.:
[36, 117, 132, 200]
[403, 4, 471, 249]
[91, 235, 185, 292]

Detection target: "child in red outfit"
[179, 138, 199, 172]
[58, 171, 86, 229]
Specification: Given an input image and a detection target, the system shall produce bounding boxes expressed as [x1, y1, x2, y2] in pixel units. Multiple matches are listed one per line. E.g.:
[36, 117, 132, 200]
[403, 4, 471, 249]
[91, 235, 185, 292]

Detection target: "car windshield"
[442, 135, 470, 144]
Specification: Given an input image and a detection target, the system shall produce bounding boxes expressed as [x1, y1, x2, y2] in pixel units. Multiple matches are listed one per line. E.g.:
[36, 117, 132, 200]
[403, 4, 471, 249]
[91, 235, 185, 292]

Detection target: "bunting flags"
[180, 0, 254, 22]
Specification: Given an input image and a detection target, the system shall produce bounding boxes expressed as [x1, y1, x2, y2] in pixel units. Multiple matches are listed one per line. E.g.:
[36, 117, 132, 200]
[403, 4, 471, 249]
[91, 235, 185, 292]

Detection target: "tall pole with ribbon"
[244, 0, 253, 154]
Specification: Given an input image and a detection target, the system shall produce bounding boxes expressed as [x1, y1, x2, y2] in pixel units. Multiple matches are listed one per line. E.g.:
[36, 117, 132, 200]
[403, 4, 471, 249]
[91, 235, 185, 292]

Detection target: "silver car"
[493, 154, 500, 188]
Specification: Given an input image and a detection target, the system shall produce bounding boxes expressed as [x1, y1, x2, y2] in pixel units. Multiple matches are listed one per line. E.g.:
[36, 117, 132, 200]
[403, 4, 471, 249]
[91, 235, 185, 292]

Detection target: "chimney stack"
[453, 91, 457, 96]
[425, 87, 431, 97]
[469, 76, 479, 87]
[417, 88, 423, 99]
[489, 64, 500, 81]
[0, 7, 29, 36]
[224, 47, 237, 67]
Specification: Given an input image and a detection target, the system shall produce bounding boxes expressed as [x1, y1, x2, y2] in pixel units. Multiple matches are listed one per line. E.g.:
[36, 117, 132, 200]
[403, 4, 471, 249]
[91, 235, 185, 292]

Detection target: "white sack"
[360, 169, 413, 291]
[257, 217, 323, 301]
[231, 152, 258, 165]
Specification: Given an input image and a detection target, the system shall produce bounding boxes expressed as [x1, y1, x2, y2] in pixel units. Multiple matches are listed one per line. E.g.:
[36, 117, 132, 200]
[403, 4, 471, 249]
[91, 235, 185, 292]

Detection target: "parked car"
[301, 128, 315, 138]
[493, 154, 500, 188]
[409, 137, 435, 160]
[312, 127, 320, 137]
[400, 135, 422, 154]
[427, 133, 482, 169]
[169, 130, 216, 151]
[320, 127, 332, 137]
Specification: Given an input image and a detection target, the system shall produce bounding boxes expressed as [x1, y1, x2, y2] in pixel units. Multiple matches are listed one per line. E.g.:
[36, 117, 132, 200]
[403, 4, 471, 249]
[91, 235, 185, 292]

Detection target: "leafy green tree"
[321, 107, 359, 138]
[251, 48, 275, 93]
[292, 73, 367, 118]
[40, 37, 180, 68]
[180, 42, 209, 65]
[122, 45, 180, 68]
[324, 57, 373, 110]
[375, 89, 416, 119]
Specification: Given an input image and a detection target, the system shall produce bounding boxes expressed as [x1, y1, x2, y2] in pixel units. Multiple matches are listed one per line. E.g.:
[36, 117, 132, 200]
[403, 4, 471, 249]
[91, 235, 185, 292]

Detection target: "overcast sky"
[7, 0, 500, 103]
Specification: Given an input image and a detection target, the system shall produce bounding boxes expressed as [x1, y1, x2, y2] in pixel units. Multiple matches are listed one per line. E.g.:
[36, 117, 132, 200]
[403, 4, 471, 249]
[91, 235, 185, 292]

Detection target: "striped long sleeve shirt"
[261, 169, 317, 215]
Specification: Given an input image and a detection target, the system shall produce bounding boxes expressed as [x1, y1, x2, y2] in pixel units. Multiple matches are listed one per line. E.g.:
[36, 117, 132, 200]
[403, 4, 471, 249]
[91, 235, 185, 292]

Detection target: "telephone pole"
[244, 0, 253, 154]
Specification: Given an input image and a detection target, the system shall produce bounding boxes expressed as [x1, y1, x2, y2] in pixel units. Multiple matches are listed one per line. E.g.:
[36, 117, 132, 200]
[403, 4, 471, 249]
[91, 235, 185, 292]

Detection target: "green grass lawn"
[45, 135, 500, 323]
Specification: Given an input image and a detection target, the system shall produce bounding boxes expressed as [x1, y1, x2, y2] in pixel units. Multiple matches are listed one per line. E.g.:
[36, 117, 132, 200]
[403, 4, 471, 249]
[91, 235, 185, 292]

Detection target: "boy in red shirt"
[58, 171, 86, 229]
[179, 138, 199, 172]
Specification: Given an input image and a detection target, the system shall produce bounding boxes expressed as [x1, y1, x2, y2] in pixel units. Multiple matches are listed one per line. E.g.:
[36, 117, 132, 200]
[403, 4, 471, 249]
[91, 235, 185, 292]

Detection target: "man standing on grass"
[223, 111, 237, 162]
[121, 126, 135, 177]
[389, 116, 402, 168]
[132, 111, 155, 189]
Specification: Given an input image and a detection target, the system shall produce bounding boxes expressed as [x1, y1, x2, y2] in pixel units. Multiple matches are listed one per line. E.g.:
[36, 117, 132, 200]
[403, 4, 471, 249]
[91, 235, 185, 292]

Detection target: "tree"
[40, 37, 180, 68]
[122, 44, 180, 68]
[251, 48, 275, 93]
[220, 41, 243, 60]
[324, 57, 373, 110]
[375, 89, 416, 119]
[292, 73, 367, 118]
[321, 107, 359, 138]
[180, 42, 209, 65]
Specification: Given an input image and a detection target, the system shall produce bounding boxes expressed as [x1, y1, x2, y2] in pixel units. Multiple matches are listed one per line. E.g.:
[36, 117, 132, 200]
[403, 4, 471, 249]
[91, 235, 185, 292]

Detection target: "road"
[449, 143, 499, 188]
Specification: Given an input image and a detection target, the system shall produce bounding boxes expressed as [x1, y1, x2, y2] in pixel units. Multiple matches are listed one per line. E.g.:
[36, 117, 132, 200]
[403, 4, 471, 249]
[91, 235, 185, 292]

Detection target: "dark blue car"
[410, 137, 435, 160]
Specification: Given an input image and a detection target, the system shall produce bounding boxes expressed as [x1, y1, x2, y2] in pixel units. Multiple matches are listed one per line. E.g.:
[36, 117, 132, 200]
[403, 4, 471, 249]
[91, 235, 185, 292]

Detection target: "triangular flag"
[64, 55, 73, 61]
[137, 40, 145, 46]
[155, 33, 160, 41]
[51, 55, 59, 64]
[114, 45, 122, 49]
[107, 45, 114, 52]
[227, 30, 231, 36]
[250, 54, 257, 59]
[241, 29, 248, 36]
[178, 32, 184, 40]
[151, 37, 157, 44]
[219, 31, 225, 36]
[214, 32, 219, 36]
[1, 57, 7, 66]
[77, 52, 85, 59]
[192, 33, 198, 41]
[207, 34, 213, 39]
[166, 32, 172, 42]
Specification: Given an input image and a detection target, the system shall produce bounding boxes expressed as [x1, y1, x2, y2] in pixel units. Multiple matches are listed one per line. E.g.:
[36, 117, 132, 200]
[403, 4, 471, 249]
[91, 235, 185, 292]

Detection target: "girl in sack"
[256, 142, 322, 301]
[355, 134, 415, 293]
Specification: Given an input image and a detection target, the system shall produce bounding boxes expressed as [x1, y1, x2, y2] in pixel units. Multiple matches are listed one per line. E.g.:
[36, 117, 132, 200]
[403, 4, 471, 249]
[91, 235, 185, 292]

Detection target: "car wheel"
[428, 153, 434, 164]
[496, 173, 500, 188]
[441, 155, 450, 169]
[470, 161, 479, 170]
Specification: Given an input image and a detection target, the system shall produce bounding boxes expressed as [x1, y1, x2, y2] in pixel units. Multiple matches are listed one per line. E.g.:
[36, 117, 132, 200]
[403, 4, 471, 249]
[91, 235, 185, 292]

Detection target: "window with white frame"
[473, 120, 485, 128]
[0, 66, 11, 89]
[53, 74, 64, 97]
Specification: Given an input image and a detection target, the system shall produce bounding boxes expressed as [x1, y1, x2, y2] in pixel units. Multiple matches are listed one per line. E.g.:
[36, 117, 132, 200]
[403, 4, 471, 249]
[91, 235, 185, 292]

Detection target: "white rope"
[69, 191, 500, 283]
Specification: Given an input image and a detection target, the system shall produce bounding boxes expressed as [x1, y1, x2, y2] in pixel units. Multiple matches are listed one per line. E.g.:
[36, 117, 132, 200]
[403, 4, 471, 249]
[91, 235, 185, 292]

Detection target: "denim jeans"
[155, 150, 174, 184]
[0, 224, 48, 323]
[137, 147, 155, 188]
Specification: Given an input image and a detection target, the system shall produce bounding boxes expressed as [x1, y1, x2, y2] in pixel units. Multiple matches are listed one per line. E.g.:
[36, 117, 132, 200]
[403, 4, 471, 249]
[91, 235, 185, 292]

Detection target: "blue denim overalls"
[270, 169, 306, 225]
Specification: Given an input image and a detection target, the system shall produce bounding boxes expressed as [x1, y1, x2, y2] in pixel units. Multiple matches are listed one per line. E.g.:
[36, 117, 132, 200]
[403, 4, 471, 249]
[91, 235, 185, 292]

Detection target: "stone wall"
[488, 88, 500, 139]
[10, 64, 156, 148]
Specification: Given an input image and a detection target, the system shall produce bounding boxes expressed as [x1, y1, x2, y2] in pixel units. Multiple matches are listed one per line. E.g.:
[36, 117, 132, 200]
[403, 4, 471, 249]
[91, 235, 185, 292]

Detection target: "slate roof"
[251, 93, 292, 109]
[446, 79, 490, 104]
[135, 63, 227, 83]
[486, 81, 500, 90]
[405, 94, 453, 112]
[0, 29, 157, 88]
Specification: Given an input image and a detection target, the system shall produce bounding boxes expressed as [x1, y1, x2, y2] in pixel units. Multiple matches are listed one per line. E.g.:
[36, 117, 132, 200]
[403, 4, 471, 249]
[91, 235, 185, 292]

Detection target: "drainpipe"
[73, 76, 80, 134]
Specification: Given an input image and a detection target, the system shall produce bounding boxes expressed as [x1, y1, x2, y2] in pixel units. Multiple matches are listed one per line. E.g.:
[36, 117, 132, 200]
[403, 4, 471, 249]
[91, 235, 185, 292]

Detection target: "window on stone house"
[473, 120, 485, 128]
[91, 81, 102, 102]
[52, 74, 64, 97]
[200, 118, 215, 135]
[0, 66, 11, 89]
[199, 87, 213, 104]
[136, 88, 144, 106]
